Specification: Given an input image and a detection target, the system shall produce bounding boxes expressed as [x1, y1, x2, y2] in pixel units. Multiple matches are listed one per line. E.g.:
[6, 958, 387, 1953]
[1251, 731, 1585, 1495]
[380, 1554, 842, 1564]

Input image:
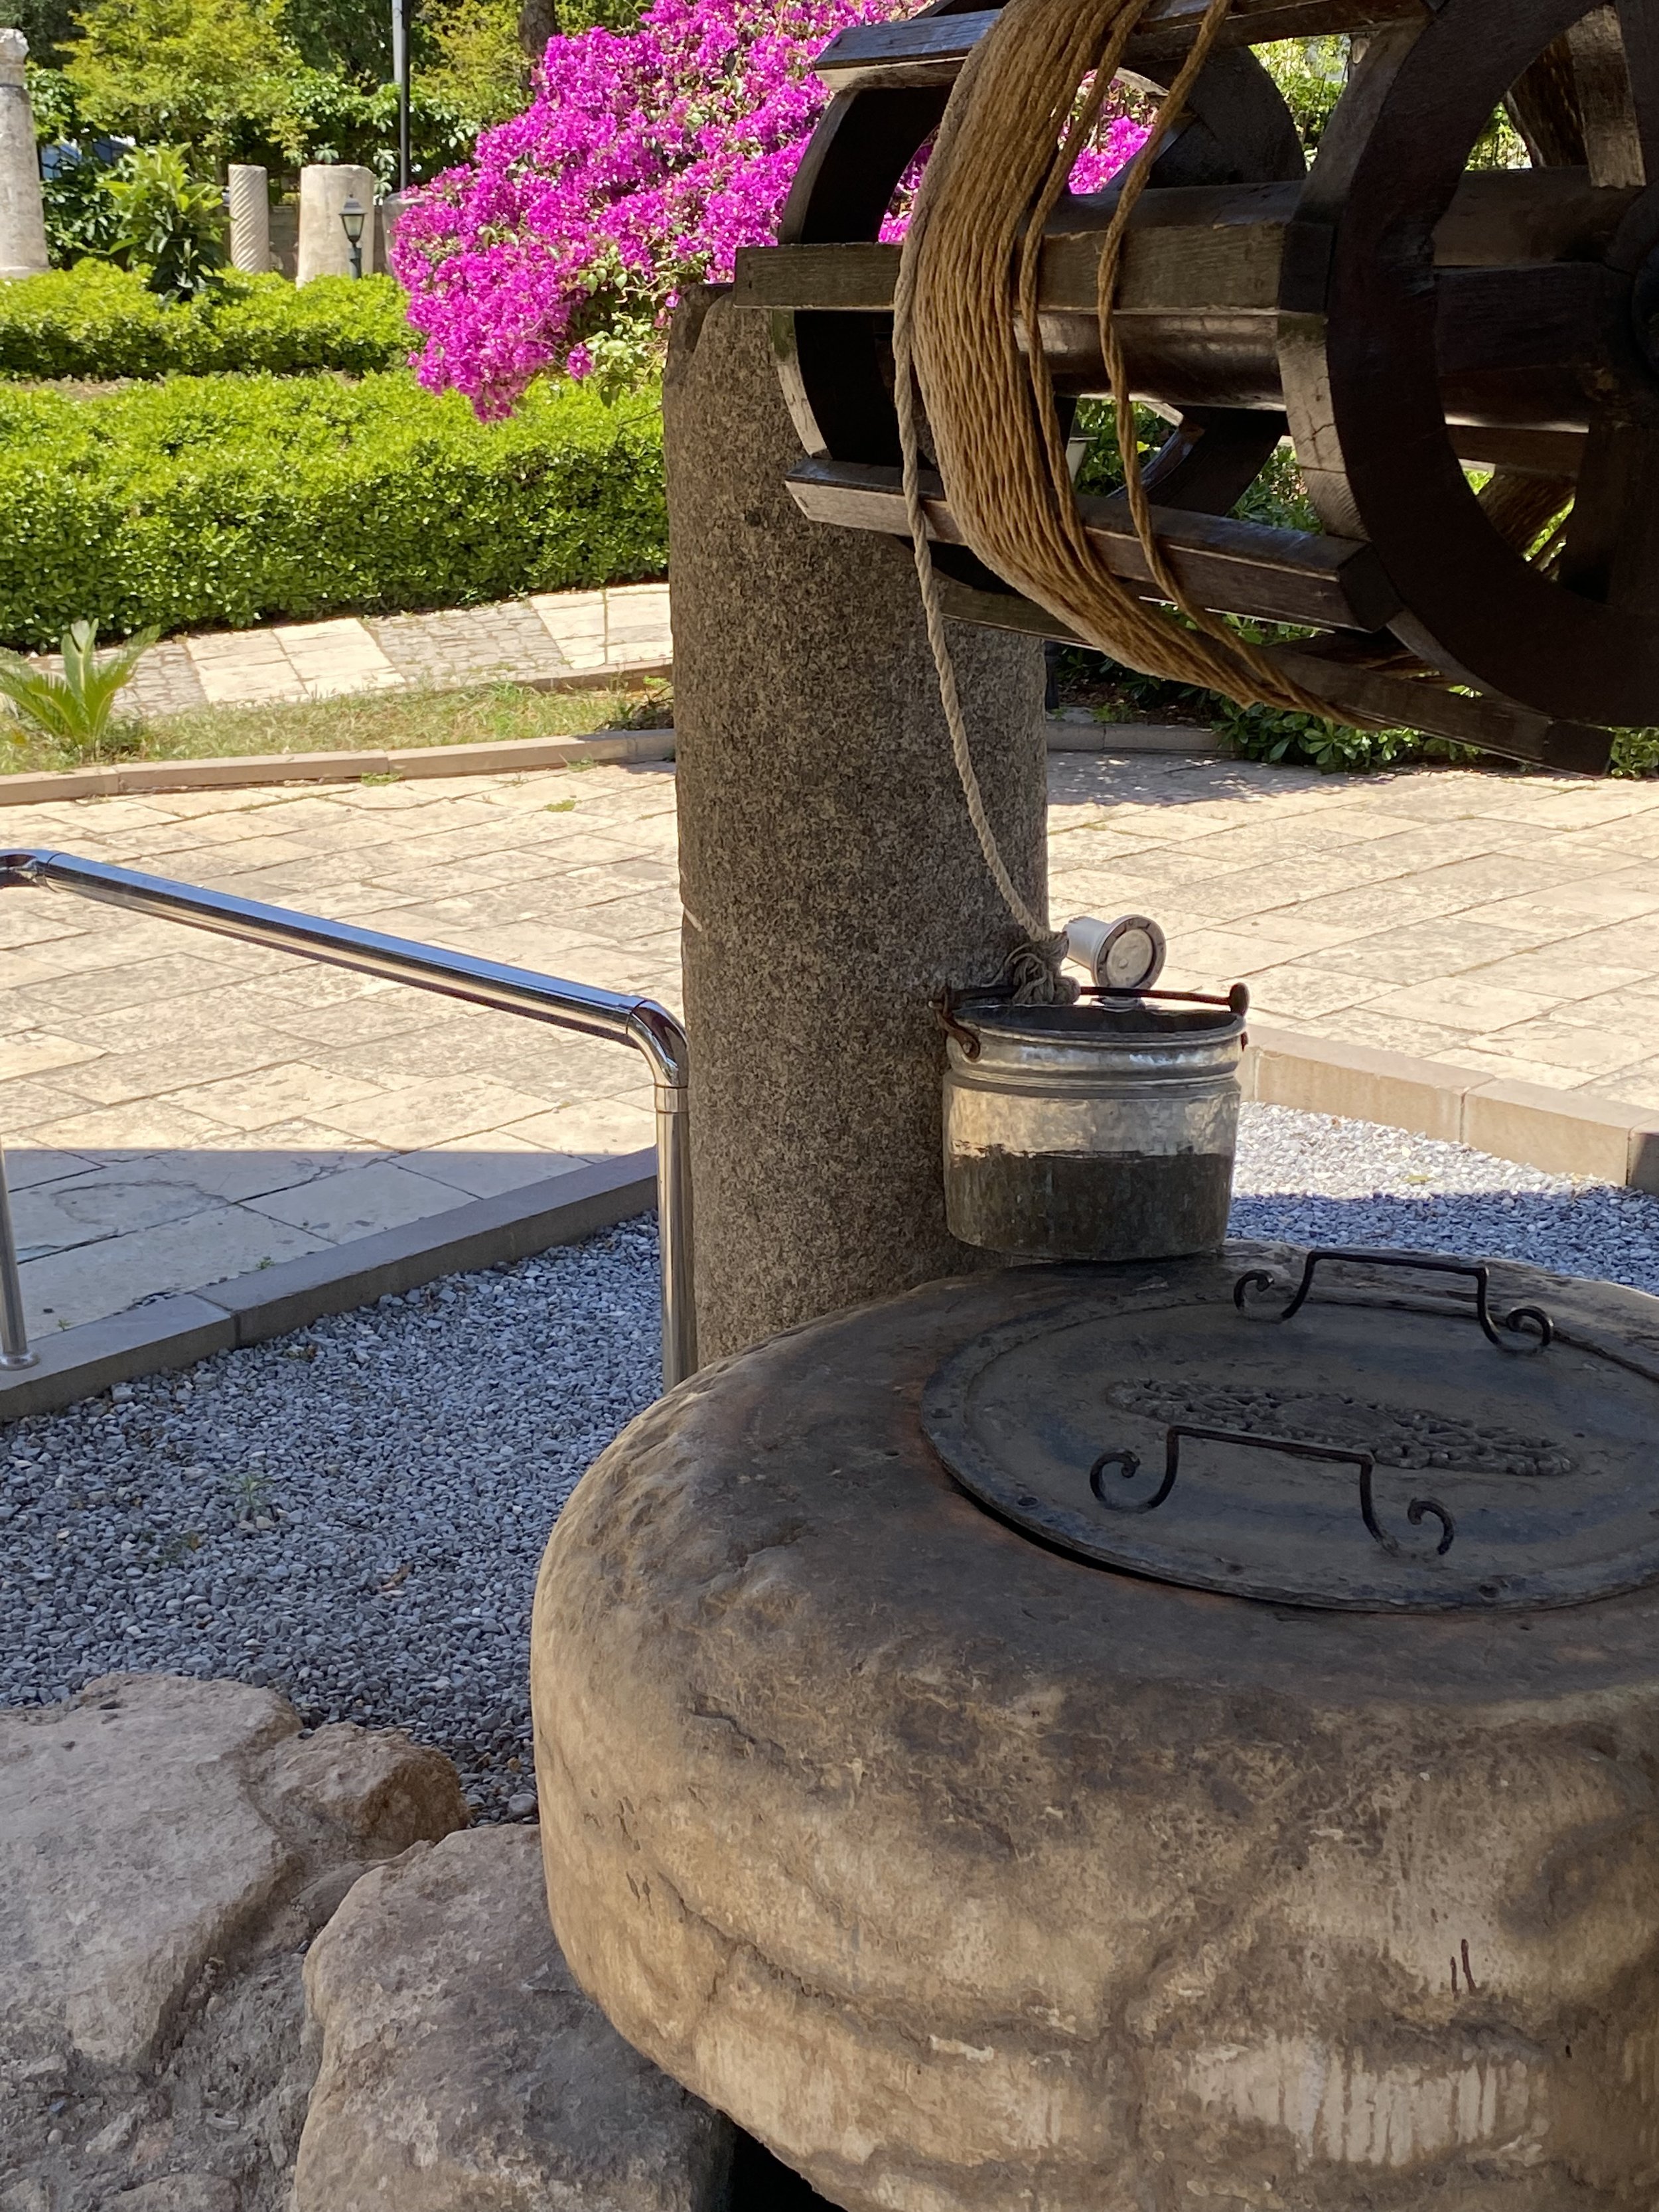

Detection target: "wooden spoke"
[1613, 0, 1659, 177]
[1559, 419, 1659, 609]
[1507, 35, 1589, 166]
[1565, 3, 1659, 186]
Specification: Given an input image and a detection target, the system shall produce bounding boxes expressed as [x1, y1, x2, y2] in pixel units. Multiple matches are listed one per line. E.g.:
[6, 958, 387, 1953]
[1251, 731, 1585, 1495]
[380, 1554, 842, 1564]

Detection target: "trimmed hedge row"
[0, 265, 413, 382]
[0, 371, 668, 649]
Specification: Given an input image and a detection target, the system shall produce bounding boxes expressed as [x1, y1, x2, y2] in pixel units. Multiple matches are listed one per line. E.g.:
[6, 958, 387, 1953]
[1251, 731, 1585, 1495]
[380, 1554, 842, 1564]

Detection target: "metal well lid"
[921, 1248, 1659, 1614]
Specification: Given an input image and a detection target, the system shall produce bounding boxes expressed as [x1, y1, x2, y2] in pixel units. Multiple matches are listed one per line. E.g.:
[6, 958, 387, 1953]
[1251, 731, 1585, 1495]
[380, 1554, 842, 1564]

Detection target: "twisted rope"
[891, 0, 1384, 994]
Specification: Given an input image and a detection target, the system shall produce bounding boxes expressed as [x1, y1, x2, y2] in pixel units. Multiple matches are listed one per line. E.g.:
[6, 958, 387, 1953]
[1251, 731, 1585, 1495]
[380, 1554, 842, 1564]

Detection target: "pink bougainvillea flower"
[393, 1, 1149, 419]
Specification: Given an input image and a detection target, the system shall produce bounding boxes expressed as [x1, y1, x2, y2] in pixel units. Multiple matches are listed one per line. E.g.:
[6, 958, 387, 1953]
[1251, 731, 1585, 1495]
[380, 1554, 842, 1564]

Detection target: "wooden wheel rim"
[1295, 0, 1659, 726]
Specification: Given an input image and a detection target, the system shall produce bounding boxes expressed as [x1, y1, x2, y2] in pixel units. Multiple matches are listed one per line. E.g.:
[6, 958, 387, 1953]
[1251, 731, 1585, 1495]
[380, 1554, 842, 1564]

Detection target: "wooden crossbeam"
[933, 578, 1611, 773]
[786, 455, 1401, 632]
[813, 0, 1425, 96]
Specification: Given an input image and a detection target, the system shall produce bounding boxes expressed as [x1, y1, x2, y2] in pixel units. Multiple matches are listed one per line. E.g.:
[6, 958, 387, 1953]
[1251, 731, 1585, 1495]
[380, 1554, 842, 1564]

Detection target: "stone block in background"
[295, 1825, 736, 2211]
[0, 29, 49, 281]
[296, 164, 376, 285]
[226, 166, 270, 275]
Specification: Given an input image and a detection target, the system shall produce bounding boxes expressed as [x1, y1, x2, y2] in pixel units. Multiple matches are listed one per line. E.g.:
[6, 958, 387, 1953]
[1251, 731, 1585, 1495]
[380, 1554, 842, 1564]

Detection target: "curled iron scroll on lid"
[1234, 1247, 1553, 1354]
[1090, 1422, 1457, 1561]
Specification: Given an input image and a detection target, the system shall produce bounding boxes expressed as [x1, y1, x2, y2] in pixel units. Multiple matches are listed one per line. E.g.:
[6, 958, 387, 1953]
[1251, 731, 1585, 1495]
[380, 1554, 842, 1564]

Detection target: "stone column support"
[227, 164, 271, 273]
[296, 163, 377, 284]
[0, 30, 48, 283]
[666, 289, 1049, 1363]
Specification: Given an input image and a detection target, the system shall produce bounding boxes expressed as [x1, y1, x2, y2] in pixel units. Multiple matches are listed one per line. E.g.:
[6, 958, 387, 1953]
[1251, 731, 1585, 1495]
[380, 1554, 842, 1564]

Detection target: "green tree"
[0, 0, 77, 66]
[277, 0, 391, 86]
[424, 0, 526, 125]
[62, 0, 303, 165]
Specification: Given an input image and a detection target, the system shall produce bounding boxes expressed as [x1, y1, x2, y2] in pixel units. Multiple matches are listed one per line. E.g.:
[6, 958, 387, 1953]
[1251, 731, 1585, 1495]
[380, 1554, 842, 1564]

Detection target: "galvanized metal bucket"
[942, 988, 1248, 1263]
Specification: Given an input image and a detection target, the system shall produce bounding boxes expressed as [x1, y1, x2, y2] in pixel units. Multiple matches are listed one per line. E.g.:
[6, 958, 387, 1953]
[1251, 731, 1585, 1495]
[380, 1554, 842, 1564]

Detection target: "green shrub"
[0, 370, 667, 648]
[106, 144, 228, 301]
[0, 263, 414, 380]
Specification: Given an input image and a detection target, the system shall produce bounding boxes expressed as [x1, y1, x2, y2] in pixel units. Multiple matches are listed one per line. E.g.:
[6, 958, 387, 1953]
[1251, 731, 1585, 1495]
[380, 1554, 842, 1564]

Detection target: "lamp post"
[340, 196, 365, 279]
[390, 0, 411, 192]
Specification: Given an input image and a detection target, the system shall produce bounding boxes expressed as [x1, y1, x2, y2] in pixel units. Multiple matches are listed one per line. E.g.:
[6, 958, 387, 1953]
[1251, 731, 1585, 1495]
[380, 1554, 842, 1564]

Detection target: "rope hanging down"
[893, 0, 1362, 990]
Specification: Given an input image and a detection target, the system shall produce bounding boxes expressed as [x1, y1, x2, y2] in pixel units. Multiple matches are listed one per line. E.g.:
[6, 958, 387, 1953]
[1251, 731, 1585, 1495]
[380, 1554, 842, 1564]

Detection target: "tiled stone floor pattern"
[4, 747, 1659, 1336]
[1048, 752, 1659, 1092]
[0, 763, 681, 1335]
[80, 583, 673, 720]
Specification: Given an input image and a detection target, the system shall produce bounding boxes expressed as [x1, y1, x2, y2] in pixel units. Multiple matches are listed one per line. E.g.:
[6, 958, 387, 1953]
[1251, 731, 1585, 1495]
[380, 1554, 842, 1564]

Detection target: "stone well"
[532, 1244, 1659, 2211]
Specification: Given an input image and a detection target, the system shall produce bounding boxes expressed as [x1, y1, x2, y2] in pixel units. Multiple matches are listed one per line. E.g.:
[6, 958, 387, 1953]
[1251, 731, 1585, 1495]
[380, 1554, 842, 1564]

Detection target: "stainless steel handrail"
[0, 849, 697, 1390]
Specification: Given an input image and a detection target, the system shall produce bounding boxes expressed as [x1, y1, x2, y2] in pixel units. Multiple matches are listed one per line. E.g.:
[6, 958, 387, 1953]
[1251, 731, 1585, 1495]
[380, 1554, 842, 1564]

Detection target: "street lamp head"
[339, 197, 366, 245]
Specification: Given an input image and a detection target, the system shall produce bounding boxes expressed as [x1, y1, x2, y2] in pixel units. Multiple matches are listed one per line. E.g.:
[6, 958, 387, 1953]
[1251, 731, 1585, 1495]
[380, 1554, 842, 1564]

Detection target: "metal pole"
[654, 1080, 697, 1388]
[392, 0, 411, 192]
[0, 850, 695, 1394]
[0, 1142, 36, 1369]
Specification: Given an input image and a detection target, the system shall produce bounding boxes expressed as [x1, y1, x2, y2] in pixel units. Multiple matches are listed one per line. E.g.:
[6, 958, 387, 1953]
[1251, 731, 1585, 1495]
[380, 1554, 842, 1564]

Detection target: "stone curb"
[1244, 1025, 1659, 1193]
[1046, 717, 1224, 755]
[0, 713, 1194, 810]
[0, 1151, 656, 1421]
[0, 727, 677, 808]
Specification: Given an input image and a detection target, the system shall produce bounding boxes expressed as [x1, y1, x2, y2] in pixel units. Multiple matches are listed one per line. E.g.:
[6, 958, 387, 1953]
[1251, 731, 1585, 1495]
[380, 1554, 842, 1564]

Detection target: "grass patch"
[0, 677, 674, 774]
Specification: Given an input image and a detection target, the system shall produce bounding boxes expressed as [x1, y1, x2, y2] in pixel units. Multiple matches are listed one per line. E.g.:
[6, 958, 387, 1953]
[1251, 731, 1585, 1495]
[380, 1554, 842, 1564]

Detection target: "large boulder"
[295, 1826, 737, 2211]
[0, 1672, 469, 2210]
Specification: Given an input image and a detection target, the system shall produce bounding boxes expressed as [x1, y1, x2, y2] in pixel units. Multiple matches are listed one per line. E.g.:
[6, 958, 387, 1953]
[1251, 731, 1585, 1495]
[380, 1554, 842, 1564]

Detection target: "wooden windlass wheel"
[733, 0, 1659, 772]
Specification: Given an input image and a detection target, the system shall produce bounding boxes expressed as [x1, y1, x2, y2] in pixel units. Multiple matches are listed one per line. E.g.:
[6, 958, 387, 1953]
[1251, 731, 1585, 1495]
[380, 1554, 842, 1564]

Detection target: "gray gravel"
[1232, 1104, 1659, 1293]
[0, 1218, 661, 1819]
[7, 1106, 1659, 1812]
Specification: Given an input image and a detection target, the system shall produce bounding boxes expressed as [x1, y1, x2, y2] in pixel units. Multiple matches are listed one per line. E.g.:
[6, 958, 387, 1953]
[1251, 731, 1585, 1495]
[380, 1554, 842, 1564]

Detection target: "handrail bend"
[0, 849, 696, 1390]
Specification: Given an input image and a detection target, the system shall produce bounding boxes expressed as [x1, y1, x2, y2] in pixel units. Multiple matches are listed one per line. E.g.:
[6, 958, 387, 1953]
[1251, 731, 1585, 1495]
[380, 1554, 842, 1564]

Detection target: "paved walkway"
[99, 584, 673, 719]
[3, 747, 1659, 1338]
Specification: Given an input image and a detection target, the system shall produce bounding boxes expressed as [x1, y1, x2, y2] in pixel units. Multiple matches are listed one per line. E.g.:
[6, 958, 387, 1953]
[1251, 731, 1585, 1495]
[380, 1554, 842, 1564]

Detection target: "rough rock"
[104, 2183, 240, 2211]
[294, 1826, 735, 2211]
[0, 1672, 468, 2212]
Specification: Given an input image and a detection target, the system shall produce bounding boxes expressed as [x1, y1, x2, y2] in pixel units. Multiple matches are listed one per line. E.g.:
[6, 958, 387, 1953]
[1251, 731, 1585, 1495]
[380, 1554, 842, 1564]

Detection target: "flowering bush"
[393, 0, 1148, 418]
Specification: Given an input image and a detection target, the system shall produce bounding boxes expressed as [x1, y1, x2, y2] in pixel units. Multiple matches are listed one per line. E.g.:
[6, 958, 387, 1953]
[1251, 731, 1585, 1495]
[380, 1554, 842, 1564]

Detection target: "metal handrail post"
[0, 1140, 36, 1368]
[0, 849, 697, 1390]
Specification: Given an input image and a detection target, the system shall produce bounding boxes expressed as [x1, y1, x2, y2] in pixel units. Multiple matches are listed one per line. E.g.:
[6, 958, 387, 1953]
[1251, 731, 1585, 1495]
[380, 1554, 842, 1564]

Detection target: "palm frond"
[0, 622, 159, 758]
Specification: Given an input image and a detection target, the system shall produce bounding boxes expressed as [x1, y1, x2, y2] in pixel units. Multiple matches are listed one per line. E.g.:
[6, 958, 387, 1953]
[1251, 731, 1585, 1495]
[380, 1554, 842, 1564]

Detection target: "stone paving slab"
[3, 748, 1659, 1342]
[30, 584, 674, 722]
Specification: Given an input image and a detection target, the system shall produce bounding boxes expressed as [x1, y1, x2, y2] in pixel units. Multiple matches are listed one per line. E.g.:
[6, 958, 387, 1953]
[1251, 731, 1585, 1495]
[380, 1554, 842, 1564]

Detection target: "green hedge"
[0, 264, 413, 381]
[0, 371, 668, 648]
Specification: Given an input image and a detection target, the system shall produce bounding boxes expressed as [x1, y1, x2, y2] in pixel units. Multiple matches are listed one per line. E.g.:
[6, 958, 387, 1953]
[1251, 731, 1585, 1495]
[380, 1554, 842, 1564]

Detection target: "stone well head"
[532, 1244, 1659, 2211]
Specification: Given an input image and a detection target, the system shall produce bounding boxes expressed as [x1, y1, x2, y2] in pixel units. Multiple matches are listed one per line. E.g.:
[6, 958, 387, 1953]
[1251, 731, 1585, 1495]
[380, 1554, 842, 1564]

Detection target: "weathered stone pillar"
[667, 289, 1048, 1362]
[297, 163, 376, 284]
[227, 164, 270, 273]
[0, 30, 48, 283]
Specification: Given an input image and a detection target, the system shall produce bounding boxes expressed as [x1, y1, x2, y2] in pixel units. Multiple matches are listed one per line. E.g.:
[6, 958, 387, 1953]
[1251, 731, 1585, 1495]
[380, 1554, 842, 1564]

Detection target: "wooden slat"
[1448, 423, 1586, 477]
[1270, 648, 1615, 773]
[733, 176, 1638, 320]
[785, 455, 1400, 631]
[1433, 263, 1623, 376]
[932, 578, 1611, 773]
[813, 0, 1421, 96]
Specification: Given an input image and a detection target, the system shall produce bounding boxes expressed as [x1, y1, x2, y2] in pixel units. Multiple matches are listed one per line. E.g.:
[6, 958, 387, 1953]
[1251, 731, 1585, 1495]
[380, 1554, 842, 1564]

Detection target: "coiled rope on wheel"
[893, 0, 1356, 995]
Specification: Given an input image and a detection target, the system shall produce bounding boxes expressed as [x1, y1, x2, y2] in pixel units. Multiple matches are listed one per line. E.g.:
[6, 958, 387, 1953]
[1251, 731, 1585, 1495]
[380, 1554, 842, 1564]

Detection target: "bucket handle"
[938, 978, 1249, 1060]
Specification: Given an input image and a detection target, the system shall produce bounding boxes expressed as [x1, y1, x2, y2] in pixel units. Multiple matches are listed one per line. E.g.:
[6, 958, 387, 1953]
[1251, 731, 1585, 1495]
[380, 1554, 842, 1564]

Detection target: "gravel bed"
[0, 1218, 661, 1819]
[1232, 1104, 1659, 1293]
[7, 1107, 1659, 1811]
